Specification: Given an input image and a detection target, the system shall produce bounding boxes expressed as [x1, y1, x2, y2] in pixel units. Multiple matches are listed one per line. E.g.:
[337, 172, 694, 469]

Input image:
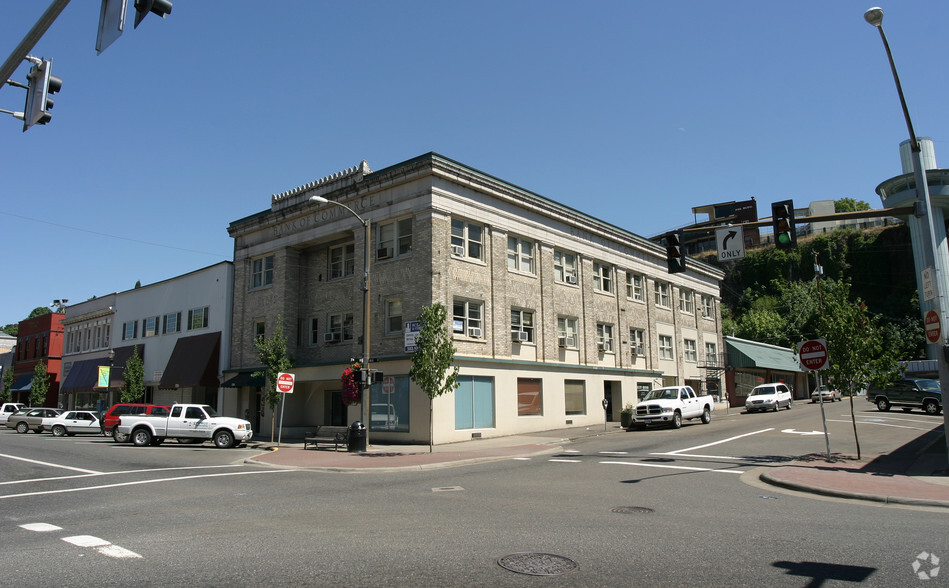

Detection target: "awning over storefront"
[221, 371, 264, 388]
[61, 358, 107, 393]
[11, 374, 33, 392]
[725, 337, 803, 372]
[108, 344, 146, 389]
[159, 332, 221, 389]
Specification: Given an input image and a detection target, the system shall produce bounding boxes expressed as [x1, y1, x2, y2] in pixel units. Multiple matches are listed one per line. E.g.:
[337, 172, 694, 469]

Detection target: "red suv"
[102, 404, 170, 442]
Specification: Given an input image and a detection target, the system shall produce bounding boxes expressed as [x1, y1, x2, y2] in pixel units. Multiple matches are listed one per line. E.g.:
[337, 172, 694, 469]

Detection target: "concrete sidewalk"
[245, 424, 949, 508]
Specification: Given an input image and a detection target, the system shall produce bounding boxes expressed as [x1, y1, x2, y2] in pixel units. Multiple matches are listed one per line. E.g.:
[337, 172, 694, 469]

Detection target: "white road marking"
[0, 464, 244, 486]
[599, 451, 629, 455]
[0, 453, 101, 474]
[832, 418, 934, 431]
[0, 469, 293, 500]
[512, 457, 532, 461]
[63, 535, 142, 559]
[20, 523, 61, 532]
[601, 461, 745, 474]
[652, 428, 773, 456]
[781, 429, 825, 436]
[548, 459, 582, 463]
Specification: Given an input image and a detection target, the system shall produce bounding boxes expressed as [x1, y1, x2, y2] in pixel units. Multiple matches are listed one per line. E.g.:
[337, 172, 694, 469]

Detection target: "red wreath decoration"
[341, 362, 362, 406]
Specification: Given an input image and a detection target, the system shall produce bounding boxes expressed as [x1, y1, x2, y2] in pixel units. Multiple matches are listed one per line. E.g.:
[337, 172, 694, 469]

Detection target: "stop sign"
[925, 310, 941, 344]
[798, 339, 829, 371]
[276, 372, 295, 393]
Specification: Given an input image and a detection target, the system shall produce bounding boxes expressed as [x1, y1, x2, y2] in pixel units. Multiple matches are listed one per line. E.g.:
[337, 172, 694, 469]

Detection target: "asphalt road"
[1, 401, 946, 586]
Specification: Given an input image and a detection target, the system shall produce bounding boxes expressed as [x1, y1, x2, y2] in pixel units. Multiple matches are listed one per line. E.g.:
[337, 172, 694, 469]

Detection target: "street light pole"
[865, 7, 949, 467]
[309, 195, 371, 448]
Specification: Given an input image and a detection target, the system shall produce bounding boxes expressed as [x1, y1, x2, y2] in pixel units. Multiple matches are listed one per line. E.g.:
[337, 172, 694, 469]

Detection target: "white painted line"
[20, 523, 61, 532]
[63, 535, 109, 548]
[0, 469, 293, 500]
[97, 544, 142, 559]
[829, 419, 932, 431]
[0, 453, 101, 474]
[562, 449, 580, 453]
[0, 464, 244, 486]
[601, 461, 745, 474]
[599, 451, 629, 455]
[512, 457, 532, 461]
[548, 459, 582, 463]
[655, 428, 773, 456]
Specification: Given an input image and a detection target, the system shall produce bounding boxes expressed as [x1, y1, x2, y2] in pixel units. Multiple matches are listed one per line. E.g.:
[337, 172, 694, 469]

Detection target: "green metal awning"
[726, 337, 803, 372]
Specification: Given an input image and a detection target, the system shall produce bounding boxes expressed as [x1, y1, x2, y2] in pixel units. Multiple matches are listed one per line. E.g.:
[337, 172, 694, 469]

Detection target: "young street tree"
[252, 317, 292, 442]
[30, 361, 50, 407]
[120, 345, 145, 403]
[1, 368, 13, 403]
[408, 303, 459, 452]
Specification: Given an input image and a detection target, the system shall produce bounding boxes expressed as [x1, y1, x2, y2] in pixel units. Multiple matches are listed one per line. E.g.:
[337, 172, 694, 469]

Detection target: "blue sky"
[2, 1, 946, 327]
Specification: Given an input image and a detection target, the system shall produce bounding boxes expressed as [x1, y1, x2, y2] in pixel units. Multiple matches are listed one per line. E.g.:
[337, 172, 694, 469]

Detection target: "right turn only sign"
[798, 339, 829, 371]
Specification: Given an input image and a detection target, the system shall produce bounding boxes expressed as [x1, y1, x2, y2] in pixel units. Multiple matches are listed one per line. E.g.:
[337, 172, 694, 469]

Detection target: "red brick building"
[11, 313, 64, 407]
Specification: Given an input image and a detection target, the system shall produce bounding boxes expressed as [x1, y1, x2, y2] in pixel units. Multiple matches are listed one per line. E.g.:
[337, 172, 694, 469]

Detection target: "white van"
[745, 383, 792, 412]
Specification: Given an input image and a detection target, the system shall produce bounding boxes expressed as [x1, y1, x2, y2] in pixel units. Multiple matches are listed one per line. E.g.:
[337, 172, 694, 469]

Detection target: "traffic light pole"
[0, 0, 70, 95]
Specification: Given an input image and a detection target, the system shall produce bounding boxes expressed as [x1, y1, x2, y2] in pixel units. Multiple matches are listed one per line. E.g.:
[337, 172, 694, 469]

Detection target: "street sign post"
[275, 372, 295, 446]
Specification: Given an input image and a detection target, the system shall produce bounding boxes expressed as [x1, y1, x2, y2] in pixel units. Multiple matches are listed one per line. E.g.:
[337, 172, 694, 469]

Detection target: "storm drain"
[498, 553, 579, 576]
[611, 506, 655, 514]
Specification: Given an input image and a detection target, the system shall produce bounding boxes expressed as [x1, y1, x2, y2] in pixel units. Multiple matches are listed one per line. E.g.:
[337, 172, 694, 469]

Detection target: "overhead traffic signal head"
[665, 231, 686, 274]
[23, 59, 61, 131]
[134, 0, 173, 29]
[771, 200, 797, 249]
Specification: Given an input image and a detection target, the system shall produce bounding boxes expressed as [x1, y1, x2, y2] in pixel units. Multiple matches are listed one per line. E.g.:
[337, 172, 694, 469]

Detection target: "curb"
[758, 469, 949, 509]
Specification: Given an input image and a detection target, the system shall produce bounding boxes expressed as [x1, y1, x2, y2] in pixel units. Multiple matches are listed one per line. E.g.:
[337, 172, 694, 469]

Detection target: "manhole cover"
[611, 506, 655, 514]
[497, 553, 579, 576]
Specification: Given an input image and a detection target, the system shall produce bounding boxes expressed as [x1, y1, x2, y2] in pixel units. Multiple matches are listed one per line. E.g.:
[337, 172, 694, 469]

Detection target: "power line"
[0, 211, 229, 258]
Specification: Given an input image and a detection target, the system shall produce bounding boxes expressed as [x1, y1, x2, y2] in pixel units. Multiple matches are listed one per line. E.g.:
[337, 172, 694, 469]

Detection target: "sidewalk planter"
[620, 408, 633, 429]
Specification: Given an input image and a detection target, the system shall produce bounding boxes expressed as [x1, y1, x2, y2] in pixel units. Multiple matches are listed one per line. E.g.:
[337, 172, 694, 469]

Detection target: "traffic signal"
[665, 231, 686, 274]
[771, 200, 797, 249]
[23, 59, 61, 131]
[134, 0, 173, 29]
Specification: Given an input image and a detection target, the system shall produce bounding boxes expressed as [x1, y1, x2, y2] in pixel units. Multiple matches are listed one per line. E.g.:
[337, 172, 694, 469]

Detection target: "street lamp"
[865, 6, 949, 466]
[309, 195, 372, 450]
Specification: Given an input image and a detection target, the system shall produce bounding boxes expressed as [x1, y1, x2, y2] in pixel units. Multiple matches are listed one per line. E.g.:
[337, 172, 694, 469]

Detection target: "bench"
[303, 425, 350, 451]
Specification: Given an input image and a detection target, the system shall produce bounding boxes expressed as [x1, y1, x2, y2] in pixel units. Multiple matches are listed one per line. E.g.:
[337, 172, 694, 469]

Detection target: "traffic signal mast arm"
[677, 206, 915, 236]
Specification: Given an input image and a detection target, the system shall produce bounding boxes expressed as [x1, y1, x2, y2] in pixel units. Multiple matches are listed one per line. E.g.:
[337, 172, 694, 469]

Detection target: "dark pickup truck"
[868, 378, 942, 415]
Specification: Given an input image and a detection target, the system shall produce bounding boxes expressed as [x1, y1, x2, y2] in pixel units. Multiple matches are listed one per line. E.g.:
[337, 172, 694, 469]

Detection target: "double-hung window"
[163, 312, 181, 334]
[553, 250, 578, 284]
[596, 323, 614, 352]
[328, 312, 354, 342]
[701, 294, 714, 319]
[684, 339, 698, 362]
[557, 316, 578, 348]
[122, 321, 137, 340]
[453, 299, 484, 338]
[510, 309, 534, 343]
[251, 255, 274, 289]
[659, 334, 674, 360]
[142, 316, 159, 337]
[654, 281, 671, 308]
[385, 299, 403, 335]
[377, 218, 412, 259]
[506, 237, 535, 274]
[629, 328, 645, 357]
[626, 272, 645, 302]
[451, 219, 484, 260]
[330, 244, 355, 279]
[679, 288, 694, 314]
[593, 262, 613, 293]
[705, 342, 718, 363]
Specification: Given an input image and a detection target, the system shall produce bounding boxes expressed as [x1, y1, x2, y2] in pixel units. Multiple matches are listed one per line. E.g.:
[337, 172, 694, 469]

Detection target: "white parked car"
[745, 383, 793, 413]
[48, 410, 103, 437]
[0, 402, 25, 425]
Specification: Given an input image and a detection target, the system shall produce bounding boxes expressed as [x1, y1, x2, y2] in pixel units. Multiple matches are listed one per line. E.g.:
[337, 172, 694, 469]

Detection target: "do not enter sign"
[925, 310, 941, 344]
[276, 372, 295, 394]
[798, 339, 829, 371]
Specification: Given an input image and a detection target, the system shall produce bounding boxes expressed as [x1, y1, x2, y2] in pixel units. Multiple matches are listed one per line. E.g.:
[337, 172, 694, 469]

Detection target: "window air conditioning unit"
[558, 336, 576, 348]
[377, 247, 393, 260]
[451, 245, 465, 257]
[565, 275, 578, 285]
[512, 331, 529, 342]
[597, 342, 609, 352]
[467, 327, 482, 338]
[633, 345, 644, 356]
[324, 333, 340, 344]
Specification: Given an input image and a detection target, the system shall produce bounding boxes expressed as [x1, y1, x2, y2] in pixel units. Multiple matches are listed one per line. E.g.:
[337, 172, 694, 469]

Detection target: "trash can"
[348, 421, 367, 453]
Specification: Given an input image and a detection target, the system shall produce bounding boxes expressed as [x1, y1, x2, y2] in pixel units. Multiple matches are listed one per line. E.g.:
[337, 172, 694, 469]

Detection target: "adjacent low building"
[226, 153, 726, 444]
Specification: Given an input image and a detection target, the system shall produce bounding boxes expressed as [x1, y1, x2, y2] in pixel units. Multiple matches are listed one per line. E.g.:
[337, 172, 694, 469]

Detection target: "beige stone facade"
[227, 154, 724, 444]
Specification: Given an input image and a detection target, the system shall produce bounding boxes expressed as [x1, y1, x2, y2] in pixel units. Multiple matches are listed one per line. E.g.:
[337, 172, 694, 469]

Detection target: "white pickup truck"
[117, 403, 253, 448]
[629, 385, 714, 429]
